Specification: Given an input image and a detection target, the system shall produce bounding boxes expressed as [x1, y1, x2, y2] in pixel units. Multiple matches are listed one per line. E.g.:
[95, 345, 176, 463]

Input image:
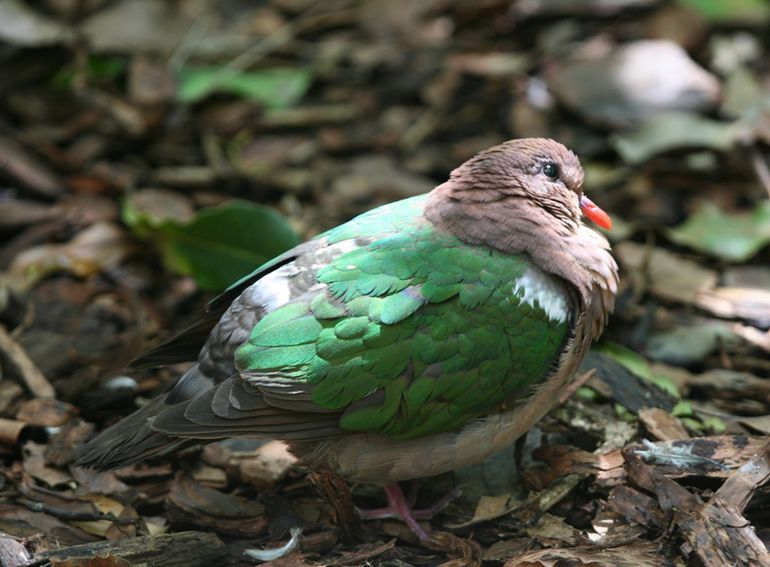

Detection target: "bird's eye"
[542, 162, 559, 180]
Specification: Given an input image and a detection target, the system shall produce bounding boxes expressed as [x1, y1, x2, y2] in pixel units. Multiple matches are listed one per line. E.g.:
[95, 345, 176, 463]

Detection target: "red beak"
[579, 195, 612, 230]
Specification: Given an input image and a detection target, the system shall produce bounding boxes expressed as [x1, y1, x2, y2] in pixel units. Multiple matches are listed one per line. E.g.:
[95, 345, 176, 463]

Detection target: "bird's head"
[444, 138, 611, 231]
[426, 138, 617, 334]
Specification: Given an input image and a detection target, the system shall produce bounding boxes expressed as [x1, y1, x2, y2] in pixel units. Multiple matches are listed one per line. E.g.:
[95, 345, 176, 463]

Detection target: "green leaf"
[87, 54, 126, 79]
[123, 200, 300, 291]
[667, 202, 770, 262]
[680, 417, 703, 432]
[597, 342, 681, 399]
[576, 386, 600, 401]
[672, 400, 693, 417]
[676, 0, 769, 22]
[702, 416, 727, 434]
[614, 403, 636, 422]
[52, 54, 126, 90]
[177, 66, 313, 107]
[610, 111, 736, 165]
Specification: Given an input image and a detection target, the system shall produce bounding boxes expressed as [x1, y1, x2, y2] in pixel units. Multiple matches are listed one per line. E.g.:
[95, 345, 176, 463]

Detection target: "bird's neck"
[424, 183, 618, 345]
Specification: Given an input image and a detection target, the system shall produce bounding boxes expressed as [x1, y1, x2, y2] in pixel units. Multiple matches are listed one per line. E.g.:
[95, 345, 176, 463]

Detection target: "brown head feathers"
[425, 137, 618, 340]
[440, 138, 587, 230]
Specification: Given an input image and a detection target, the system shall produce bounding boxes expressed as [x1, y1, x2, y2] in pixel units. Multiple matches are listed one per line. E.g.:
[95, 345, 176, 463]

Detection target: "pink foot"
[356, 483, 460, 540]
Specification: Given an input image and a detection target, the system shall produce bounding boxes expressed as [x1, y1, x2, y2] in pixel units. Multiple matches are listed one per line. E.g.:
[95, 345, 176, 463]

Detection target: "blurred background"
[1, 0, 770, 564]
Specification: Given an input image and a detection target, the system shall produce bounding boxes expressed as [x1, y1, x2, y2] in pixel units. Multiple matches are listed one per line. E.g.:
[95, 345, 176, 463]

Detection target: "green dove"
[75, 138, 618, 540]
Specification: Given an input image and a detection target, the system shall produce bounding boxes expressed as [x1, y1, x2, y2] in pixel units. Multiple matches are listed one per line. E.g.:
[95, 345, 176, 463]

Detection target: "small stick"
[0, 324, 55, 398]
[750, 145, 770, 200]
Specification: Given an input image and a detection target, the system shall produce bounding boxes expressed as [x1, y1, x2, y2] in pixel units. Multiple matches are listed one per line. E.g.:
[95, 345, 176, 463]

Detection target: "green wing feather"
[235, 196, 571, 440]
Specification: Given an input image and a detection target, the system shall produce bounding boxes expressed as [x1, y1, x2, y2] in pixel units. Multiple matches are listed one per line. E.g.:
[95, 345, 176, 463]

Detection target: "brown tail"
[73, 396, 196, 469]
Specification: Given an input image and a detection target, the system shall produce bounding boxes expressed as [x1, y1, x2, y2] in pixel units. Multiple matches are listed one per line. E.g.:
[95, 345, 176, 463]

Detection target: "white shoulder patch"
[512, 267, 570, 324]
[242, 238, 364, 313]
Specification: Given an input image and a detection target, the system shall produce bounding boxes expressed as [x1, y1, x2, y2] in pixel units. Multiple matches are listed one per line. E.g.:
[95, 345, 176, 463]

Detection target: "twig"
[750, 145, 770, 200]
[0, 324, 55, 398]
[713, 439, 770, 512]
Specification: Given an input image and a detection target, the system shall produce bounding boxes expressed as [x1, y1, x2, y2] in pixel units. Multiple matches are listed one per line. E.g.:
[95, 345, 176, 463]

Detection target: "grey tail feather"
[74, 397, 196, 470]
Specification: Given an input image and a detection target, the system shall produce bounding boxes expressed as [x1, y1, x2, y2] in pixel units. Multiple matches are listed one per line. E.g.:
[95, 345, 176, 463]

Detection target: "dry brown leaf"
[0, 418, 32, 446]
[736, 414, 770, 434]
[190, 463, 227, 488]
[46, 420, 96, 467]
[471, 494, 516, 523]
[615, 242, 717, 304]
[679, 368, 770, 402]
[79, 0, 188, 53]
[526, 513, 583, 546]
[0, 504, 98, 547]
[166, 475, 267, 537]
[22, 441, 74, 489]
[16, 398, 78, 427]
[426, 531, 482, 567]
[637, 408, 689, 441]
[71, 467, 131, 498]
[537, 446, 625, 474]
[9, 222, 137, 286]
[484, 538, 531, 562]
[732, 324, 770, 352]
[695, 287, 770, 325]
[546, 39, 719, 128]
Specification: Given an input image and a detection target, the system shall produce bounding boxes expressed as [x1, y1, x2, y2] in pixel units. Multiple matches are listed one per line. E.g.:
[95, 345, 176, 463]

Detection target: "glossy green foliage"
[124, 199, 300, 291]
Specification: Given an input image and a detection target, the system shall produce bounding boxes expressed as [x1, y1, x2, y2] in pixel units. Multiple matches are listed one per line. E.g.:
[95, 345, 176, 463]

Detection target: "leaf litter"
[0, 0, 770, 565]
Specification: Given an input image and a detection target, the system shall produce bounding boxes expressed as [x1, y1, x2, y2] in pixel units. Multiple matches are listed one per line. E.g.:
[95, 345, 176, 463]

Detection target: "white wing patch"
[512, 268, 569, 324]
[241, 239, 363, 313]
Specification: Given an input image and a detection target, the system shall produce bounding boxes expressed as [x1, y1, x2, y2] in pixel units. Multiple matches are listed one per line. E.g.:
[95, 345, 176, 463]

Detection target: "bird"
[75, 138, 618, 540]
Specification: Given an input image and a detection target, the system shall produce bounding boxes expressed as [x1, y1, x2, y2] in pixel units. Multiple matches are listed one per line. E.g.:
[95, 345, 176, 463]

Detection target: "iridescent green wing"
[131, 197, 429, 371]
[235, 220, 571, 440]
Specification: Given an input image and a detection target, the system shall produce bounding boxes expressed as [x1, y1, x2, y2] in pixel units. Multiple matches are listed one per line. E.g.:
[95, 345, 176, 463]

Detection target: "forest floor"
[1, 0, 770, 565]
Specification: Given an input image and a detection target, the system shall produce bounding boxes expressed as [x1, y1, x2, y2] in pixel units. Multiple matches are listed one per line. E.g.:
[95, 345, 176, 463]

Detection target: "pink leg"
[356, 483, 460, 540]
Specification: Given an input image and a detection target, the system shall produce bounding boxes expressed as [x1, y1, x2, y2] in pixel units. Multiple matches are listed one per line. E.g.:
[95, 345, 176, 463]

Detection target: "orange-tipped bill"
[579, 195, 612, 230]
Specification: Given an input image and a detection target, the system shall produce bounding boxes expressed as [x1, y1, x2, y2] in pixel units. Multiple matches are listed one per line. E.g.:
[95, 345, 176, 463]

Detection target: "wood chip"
[34, 530, 227, 567]
[607, 484, 666, 530]
[625, 436, 765, 479]
[638, 408, 689, 441]
[504, 541, 662, 567]
[624, 446, 770, 565]
[325, 538, 396, 566]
